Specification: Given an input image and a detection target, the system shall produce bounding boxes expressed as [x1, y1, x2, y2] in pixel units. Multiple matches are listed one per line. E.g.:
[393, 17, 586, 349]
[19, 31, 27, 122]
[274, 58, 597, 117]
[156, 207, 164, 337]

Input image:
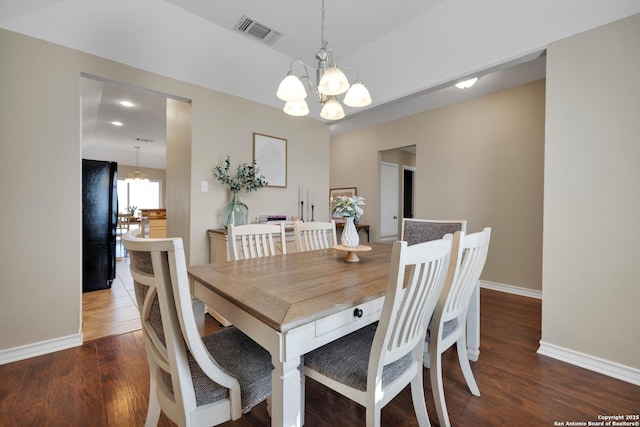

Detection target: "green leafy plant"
[332, 196, 365, 220]
[213, 156, 268, 193]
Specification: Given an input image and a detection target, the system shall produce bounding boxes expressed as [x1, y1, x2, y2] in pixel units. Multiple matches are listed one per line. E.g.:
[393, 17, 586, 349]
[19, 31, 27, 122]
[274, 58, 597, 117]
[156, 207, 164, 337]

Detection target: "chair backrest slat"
[441, 228, 491, 322]
[228, 224, 286, 260]
[293, 220, 337, 251]
[371, 238, 451, 373]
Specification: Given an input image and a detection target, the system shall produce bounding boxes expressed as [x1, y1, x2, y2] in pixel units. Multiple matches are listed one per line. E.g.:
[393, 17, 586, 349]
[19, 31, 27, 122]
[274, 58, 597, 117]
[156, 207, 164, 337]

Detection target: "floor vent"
[234, 15, 283, 45]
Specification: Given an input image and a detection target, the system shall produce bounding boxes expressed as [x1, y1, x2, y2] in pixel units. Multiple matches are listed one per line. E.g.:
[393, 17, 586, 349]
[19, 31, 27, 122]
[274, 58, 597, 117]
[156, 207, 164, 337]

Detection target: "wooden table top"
[188, 243, 392, 333]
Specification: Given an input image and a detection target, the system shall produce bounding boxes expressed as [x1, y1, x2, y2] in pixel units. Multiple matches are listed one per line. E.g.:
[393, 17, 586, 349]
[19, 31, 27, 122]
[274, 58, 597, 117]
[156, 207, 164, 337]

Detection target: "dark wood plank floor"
[1, 289, 638, 426]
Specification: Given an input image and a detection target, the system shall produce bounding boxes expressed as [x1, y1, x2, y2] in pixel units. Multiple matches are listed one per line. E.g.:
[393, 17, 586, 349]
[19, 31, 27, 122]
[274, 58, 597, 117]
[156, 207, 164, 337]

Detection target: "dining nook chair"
[400, 218, 467, 246]
[212, 223, 288, 326]
[116, 213, 131, 255]
[227, 223, 287, 260]
[303, 237, 452, 427]
[122, 230, 273, 427]
[426, 228, 491, 427]
[293, 220, 337, 251]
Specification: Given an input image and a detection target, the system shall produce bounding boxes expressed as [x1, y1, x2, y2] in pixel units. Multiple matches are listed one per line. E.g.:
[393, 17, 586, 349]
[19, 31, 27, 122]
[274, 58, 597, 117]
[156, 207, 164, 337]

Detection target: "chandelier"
[125, 146, 149, 183]
[276, 0, 372, 120]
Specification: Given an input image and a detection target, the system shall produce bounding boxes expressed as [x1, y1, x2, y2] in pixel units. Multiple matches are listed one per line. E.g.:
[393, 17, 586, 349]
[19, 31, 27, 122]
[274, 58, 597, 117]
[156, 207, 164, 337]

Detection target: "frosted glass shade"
[320, 97, 345, 120]
[277, 73, 307, 101]
[343, 82, 372, 107]
[318, 67, 350, 96]
[283, 99, 310, 116]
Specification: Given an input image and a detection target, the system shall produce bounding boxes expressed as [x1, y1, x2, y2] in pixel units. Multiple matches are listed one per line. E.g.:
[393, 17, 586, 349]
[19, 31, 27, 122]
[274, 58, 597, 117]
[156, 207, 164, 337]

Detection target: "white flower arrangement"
[332, 195, 365, 221]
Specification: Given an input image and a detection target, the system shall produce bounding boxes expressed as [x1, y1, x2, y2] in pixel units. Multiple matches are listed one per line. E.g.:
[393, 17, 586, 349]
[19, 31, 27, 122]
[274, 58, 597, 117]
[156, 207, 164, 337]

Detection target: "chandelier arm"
[338, 65, 362, 81]
[288, 59, 320, 96]
[289, 59, 310, 76]
[299, 75, 320, 97]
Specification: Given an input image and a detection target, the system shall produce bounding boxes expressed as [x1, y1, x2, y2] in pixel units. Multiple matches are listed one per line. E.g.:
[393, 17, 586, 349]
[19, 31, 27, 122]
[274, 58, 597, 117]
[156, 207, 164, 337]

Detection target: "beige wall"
[542, 14, 640, 370]
[0, 28, 328, 356]
[332, 80, 545, 291]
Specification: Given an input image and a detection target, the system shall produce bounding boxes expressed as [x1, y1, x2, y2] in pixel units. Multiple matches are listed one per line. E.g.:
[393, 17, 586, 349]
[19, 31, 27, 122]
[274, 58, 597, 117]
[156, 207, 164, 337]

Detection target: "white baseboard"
[480, 280, 542, 299]
[538, 341, 640, 386]
[0, 333, 83, 365]
[379, 236, 397, 244]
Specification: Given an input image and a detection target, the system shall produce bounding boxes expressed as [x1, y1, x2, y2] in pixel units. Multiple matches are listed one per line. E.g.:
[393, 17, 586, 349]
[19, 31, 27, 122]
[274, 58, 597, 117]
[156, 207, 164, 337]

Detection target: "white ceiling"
[81, 75, 170, 170]
[2, 0, 638, 169]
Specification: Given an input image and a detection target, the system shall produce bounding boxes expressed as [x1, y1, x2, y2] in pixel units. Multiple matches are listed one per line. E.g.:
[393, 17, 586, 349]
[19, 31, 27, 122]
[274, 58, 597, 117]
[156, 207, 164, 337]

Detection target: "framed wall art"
[253, 133, 287, 187]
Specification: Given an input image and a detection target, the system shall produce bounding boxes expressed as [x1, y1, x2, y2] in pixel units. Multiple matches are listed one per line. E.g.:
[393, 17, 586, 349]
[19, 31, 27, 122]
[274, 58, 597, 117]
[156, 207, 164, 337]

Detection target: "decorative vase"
[224, 191, 248, 228]
[341, 217, 360, 247]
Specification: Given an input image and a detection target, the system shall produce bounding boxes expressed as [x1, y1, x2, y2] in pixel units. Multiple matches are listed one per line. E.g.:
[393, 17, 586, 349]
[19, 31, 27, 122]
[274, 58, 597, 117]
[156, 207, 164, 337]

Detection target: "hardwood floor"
[3, 286, 638, 425]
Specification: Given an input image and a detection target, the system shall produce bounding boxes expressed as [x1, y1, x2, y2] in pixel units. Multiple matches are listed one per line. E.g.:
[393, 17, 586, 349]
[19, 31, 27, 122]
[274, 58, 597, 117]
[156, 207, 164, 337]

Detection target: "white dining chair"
[227, 223, 287, 260]
[293, 220, 337, 251]
[123, 230, 273, 427]
[427, 228, 491, 427]
[303, 238, 452, 427]
[116, 213, 131, 255]
[400, 218, 467, 246]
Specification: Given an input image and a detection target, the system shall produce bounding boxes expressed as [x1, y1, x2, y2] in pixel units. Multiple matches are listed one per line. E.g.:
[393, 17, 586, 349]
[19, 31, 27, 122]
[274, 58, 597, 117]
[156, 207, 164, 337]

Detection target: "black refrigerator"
[82, 159, 118, 292]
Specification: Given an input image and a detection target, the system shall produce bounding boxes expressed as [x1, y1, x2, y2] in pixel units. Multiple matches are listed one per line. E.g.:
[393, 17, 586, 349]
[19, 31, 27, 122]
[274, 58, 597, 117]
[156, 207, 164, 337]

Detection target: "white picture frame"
[253, 133, 287, 187]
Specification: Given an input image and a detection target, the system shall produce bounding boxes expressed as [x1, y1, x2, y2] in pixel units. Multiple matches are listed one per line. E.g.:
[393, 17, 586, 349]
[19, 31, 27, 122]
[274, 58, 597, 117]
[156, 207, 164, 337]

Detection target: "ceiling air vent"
[234, 15, 283, 45]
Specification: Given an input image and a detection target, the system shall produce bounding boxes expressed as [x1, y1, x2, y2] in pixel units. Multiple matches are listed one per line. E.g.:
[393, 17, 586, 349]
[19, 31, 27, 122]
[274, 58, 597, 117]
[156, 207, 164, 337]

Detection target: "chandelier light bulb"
[277, 73, 307, 101]
[320, 97, 345, 120]
[343, 81, 372, 107]
[318, 67, 350, 96]
[283, 99, 310, 117]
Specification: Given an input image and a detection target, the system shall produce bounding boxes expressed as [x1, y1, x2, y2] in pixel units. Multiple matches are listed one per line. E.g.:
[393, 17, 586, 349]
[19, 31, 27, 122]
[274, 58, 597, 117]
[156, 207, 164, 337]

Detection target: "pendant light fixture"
[125, 146, 149, 183]
[276, 0, 372, 120]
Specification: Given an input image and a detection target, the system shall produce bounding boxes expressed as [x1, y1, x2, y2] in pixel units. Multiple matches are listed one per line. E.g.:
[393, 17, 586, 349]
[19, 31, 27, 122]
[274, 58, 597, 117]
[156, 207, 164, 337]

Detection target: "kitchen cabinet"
[140, 209, 166, 238]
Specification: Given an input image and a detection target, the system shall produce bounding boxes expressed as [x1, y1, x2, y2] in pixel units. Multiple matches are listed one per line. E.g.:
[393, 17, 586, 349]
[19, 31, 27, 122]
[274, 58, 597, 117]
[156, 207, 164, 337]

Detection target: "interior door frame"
[379, 161, 399, 239]
[402, 165, 416, 219]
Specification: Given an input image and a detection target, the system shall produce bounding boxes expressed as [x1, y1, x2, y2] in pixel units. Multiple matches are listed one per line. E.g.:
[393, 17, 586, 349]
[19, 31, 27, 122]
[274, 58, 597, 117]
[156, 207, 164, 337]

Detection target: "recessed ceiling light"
[455, 77, 478, 89]
[118, 100, 135, 107]
[111, 121, 123, 126]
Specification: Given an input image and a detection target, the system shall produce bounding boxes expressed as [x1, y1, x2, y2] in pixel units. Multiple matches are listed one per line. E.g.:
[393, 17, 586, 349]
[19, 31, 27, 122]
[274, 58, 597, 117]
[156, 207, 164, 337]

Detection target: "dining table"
[188, 242, 480, 427]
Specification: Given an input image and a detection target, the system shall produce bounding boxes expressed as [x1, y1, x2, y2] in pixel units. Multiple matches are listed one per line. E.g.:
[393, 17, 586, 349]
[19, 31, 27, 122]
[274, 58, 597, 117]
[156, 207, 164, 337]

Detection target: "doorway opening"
[403, 165, 416, 219]
[379, 145, 416, 241]
[80, 74, 191, 342]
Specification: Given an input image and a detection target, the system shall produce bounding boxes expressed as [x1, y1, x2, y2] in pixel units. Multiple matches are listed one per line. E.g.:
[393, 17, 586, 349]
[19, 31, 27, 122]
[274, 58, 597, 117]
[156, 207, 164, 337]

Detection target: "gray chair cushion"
[304, 324, 412, 392]
[129, 250, 271, 413]
[204, 327, 273, 412]
[159, 327, 272, 412]
[142, 286, 272, 412]
[425, 318, 459, 343]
